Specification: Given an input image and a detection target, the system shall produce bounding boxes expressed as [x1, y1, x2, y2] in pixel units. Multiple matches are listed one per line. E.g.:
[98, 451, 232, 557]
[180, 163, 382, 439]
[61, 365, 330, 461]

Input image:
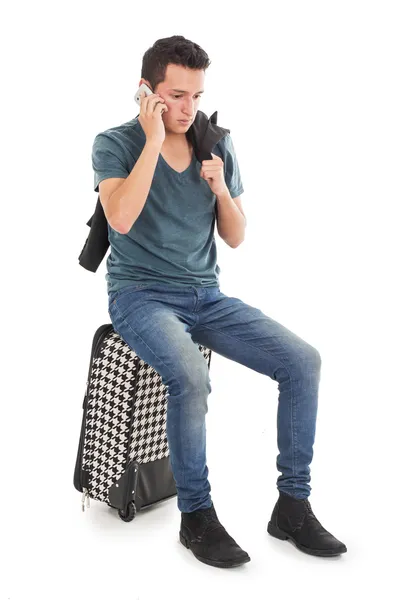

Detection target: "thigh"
[190, 291, 321, 378]
[108, 286, 210, 393]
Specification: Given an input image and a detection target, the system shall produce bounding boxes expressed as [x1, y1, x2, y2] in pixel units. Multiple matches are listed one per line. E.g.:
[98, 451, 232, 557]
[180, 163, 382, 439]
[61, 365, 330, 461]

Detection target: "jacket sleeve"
[213, 133, 244, 198]
[92, 132, 131, 193]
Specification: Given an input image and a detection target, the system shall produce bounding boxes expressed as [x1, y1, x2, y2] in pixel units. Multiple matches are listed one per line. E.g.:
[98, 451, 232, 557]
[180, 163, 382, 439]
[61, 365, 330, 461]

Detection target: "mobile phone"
[134, 83, 153, 105]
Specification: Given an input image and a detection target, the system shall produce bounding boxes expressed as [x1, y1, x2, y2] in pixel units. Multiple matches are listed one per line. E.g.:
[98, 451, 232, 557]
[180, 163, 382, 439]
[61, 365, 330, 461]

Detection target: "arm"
[211, 134, 246, 247]
[107, 140, 162, 234]
[216, 192, 246, 248]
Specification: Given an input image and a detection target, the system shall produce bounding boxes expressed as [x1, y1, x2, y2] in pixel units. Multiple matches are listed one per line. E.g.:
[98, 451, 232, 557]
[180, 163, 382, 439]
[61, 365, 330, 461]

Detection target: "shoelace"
[303, 499, 316, 518]
[196, 507, 224, 533]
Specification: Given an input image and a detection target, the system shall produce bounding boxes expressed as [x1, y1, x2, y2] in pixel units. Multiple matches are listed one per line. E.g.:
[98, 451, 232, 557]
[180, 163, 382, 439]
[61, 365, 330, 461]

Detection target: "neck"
[163, 133, 192, 152]
[164, 131, 187, 144]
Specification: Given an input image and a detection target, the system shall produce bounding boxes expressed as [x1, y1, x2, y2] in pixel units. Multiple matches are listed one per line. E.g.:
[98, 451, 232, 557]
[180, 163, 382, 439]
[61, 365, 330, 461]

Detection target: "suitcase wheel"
[118, 500, 137, 522]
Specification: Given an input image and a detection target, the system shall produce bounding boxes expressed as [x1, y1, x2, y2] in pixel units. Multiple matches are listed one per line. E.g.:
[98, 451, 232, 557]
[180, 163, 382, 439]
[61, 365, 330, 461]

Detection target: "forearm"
[216, 189, 246, 247]
[110, 140, 162, 234]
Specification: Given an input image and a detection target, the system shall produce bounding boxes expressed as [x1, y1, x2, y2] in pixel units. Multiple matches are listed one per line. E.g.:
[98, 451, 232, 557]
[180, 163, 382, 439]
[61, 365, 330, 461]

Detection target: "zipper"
[74, 387, 89, 491]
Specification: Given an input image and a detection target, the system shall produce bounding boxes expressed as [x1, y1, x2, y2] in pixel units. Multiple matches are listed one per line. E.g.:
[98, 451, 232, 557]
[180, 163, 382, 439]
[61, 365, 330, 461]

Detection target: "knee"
[299, 343, 322, 373]
[167, 360, 212, 401]
[167, 369, 211, 421]
[184, 363, 212, 396]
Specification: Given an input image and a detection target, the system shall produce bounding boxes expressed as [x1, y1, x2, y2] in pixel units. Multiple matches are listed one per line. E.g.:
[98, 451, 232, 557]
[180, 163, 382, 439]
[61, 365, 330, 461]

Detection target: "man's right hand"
[138, 92, 168, 146]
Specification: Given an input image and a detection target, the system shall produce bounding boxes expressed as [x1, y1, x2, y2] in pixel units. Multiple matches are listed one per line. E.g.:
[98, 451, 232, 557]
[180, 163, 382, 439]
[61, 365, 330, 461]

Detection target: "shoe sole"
[179, 531, 251, 568]
[267, 522, 347, 557]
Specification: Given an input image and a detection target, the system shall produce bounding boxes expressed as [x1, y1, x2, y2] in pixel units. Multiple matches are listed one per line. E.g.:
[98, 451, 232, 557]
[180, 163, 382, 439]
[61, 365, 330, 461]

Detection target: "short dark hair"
[141, 35, 211, 92]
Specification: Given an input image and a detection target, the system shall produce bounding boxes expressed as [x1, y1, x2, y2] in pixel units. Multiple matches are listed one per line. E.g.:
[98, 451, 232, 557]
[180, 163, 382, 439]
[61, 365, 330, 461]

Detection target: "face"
[140, 63, 205, 134]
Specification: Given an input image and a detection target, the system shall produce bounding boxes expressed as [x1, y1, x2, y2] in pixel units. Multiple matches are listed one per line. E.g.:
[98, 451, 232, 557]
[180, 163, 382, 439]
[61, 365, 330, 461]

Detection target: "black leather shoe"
[267, 491, 347, 557]
[180, 502, 251, 568]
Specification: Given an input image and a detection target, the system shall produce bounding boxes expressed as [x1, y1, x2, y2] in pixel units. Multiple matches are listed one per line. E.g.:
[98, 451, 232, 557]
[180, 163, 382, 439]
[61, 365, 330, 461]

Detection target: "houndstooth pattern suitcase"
[74, 323, 212, 521]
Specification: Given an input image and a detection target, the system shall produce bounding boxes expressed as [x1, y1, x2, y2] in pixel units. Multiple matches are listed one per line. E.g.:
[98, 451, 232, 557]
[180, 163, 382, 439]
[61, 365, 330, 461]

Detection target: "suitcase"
[73, 323, 213, 521]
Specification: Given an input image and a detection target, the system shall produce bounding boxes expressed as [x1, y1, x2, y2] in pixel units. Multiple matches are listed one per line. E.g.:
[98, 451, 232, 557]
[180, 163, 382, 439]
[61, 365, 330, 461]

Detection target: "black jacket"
[78, 109, 231, 272]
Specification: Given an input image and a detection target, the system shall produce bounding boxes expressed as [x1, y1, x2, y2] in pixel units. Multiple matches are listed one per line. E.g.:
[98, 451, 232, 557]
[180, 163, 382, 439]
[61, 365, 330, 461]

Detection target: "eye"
[172, 95, 202, 99]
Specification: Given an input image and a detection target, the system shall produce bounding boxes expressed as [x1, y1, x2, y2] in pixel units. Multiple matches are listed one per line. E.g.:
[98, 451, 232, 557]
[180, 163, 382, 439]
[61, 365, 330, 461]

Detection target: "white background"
[2, 1, 396, 599]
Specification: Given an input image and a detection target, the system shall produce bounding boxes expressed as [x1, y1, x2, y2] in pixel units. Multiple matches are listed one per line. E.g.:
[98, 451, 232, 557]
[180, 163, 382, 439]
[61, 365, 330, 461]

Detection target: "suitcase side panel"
[73, 325, 114, 493]
[84, 330, 139, 503]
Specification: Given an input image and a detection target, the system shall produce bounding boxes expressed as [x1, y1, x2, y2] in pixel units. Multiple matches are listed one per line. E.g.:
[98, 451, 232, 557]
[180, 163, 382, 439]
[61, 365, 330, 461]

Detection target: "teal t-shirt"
[91, 116, 244, 293]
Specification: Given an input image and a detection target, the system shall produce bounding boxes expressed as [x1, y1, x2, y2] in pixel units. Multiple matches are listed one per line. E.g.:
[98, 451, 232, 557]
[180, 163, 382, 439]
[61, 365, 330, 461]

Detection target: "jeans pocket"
[108, 284, 156, 309]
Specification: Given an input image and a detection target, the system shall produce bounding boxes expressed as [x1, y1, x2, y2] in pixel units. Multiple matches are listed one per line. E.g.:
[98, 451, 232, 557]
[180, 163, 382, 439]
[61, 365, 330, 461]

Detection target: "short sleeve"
[92, 132, 131, 193]
[214, 134, 244, 198]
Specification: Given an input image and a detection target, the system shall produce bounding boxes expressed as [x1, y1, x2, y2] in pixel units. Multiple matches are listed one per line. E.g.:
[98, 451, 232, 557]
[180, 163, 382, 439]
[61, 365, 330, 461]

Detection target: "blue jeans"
[108, 283, 321, 513]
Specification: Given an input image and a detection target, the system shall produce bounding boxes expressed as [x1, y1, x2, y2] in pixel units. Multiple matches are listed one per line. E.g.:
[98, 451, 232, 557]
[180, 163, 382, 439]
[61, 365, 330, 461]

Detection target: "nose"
[183, 97, 195, 117]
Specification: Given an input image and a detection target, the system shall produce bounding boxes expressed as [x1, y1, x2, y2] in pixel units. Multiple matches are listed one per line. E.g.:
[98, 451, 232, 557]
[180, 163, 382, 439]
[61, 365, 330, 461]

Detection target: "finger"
[147, 94, 165, 115]
[141, 92, 162, 114]
[140, 91, 149, 113]
[203, 154, 221, 163]
[203, 160, 221, 166]
[154, 101, 168, 115]
[140, 91, 150, 111]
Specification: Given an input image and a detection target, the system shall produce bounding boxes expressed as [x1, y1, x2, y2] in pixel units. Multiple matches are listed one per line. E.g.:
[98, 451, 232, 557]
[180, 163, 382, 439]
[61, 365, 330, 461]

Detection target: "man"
[92, 35, 347, 568]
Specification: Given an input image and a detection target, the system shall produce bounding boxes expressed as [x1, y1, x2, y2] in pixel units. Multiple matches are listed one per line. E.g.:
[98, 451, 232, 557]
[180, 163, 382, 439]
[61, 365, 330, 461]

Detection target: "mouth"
[178, 120, 191, 124]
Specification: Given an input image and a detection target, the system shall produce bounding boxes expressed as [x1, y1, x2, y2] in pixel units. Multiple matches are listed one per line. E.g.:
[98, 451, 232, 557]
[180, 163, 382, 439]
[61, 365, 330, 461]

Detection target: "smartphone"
[134, 83, 153, 105]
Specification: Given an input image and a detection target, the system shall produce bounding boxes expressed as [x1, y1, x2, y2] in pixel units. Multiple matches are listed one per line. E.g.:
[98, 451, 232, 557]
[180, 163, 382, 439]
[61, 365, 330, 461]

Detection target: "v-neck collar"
[158, 151, 196, 178]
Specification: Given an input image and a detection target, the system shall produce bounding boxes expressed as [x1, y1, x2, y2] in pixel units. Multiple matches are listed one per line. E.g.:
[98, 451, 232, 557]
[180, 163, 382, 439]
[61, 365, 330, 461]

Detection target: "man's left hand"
[200, 153, 228, 196]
